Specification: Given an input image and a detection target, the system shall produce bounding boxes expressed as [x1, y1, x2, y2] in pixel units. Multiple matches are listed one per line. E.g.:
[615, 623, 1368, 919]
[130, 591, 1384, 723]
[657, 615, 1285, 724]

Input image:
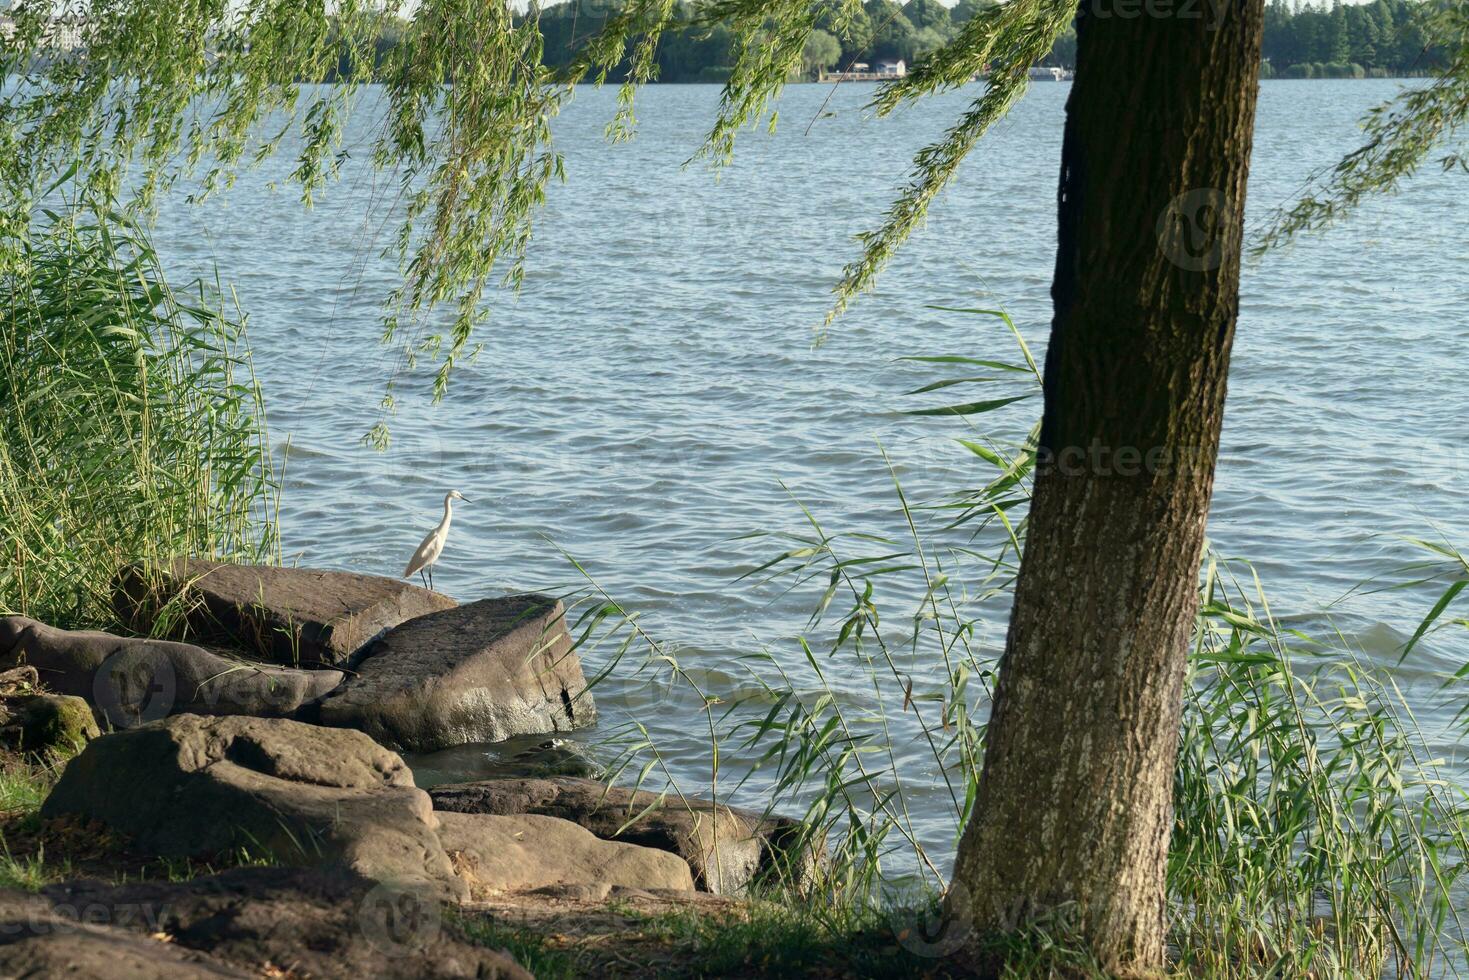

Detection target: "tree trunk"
[949, 1, 1264, 974]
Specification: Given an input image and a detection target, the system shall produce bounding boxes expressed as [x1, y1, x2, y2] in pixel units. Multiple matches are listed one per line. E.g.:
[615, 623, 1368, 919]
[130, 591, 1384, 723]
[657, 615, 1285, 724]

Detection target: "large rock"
[0, 616, 343, 726]
[318, 595, 595, 752]
[41, 715, 465, 900]
[114, 559, 456, 668]
[429, 777, 816, 895]
[33, 867, 531, 979]
[436, 811, 694, 896]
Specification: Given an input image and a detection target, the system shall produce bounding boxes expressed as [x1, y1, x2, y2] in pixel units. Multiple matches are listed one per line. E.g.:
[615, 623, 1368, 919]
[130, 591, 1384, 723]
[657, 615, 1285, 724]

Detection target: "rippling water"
[150, 79, 1469, 870]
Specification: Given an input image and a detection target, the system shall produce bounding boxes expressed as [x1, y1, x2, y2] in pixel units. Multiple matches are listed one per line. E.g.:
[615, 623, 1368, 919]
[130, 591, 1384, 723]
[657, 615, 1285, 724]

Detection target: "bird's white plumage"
[403, 490, 467, 582]
[403, 526, 446, 578]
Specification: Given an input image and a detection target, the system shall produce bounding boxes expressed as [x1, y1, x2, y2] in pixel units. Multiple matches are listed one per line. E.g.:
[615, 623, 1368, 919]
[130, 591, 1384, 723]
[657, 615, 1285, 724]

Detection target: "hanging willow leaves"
[0, 0, 1460, 436]
[0, 0, 1073, 437]
[824, 0, 1075, 332]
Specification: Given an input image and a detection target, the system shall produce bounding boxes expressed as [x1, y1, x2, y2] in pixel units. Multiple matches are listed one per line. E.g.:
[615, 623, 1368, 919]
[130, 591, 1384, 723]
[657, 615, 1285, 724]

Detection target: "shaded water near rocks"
[149, 80, 1469, 875]
[404, 735, 608, 790]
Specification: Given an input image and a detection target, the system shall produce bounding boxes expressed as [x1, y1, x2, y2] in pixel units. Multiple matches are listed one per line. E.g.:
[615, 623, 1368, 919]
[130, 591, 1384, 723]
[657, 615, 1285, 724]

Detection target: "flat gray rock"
[41, 715, 466, 901]
[0, 616, 343, 725]
[429, 776, 817, 895]
[436, 811, 695, 896]
[114, 559, 456, 667]
[318, 595, 595, 752]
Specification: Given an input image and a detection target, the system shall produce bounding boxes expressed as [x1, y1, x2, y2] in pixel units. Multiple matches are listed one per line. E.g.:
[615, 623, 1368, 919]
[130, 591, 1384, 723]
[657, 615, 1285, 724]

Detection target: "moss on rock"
[0, 694, 99, 756]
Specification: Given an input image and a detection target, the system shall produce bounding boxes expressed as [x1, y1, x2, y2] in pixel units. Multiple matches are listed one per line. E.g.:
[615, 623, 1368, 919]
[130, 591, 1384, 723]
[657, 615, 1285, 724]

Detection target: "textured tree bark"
[948, 1, 1265, 975]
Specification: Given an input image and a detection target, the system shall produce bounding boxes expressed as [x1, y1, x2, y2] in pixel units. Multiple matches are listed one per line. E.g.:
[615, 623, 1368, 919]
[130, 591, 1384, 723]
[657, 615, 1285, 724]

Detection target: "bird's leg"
[418, 570, 428, 591]
[427, 567, 434, 592]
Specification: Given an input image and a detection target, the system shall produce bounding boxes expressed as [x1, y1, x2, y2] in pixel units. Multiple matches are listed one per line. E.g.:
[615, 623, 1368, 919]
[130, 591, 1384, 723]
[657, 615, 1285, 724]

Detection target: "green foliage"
[455, 915, 580, 980]
[802, 28, 844, 73]
[1172, 559, 1469, 977]
[0, 0, 1072, 418]
[533, 0, 1434, 82]
[826, 1, 1075, 330]
[0, 0, 1457, 434]
[0, 839, 70, 891]
[0, 1, 569, 440]
[617, 899, 946, 978]
[539, 1, 740, 82]
[0, 762, 55, 818]
[370, 0, 565, 441]
[1264, 0, 1447, 76]
[0, 207, 277, 630]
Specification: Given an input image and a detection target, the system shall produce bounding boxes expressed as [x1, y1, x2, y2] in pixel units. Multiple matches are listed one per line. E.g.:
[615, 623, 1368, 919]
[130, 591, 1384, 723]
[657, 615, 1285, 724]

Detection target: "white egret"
[403, 490, 469, 591]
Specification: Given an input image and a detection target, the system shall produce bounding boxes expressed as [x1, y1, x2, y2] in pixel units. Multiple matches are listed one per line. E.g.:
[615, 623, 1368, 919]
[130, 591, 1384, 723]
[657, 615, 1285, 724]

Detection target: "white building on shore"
[819, 59, 907, 83]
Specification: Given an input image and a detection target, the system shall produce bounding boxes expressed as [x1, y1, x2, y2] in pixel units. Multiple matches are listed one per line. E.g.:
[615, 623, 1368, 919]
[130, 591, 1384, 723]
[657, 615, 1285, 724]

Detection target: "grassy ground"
[455, 893, 985, 980]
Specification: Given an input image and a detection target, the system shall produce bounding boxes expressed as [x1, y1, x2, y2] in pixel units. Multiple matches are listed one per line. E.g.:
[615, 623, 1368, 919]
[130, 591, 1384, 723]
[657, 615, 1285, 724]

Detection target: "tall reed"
[1172, 557, 1469, 976]
[569, 308, 1469, 976]
[0, 206, 277, 631]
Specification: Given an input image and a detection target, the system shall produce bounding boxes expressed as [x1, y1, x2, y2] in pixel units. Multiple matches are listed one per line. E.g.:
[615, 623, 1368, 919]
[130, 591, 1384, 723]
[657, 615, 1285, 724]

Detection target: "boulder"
[0, 616, 343, 726]
[318, 595, 595, 752]
[436, 811, 694, 896]
[113, 559, 456, 668]
[41, 715, 465, 900]
[35, 867, 531, 979]
[0, 692, 99, 754]
[429, 777, 817, 895]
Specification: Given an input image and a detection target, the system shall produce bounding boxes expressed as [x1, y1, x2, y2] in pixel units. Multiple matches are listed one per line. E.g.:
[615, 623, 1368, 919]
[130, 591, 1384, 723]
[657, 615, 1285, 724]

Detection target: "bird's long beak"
[459, 496, 472, 503]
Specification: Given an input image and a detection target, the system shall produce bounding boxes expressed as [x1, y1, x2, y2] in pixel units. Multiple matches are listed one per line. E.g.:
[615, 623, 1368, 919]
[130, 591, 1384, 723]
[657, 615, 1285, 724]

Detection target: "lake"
[150, 79, 1469, 874]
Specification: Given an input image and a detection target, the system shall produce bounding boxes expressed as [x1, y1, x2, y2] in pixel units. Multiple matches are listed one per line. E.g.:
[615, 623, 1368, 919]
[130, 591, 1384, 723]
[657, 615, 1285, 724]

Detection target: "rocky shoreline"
[0, 561, 822, 977]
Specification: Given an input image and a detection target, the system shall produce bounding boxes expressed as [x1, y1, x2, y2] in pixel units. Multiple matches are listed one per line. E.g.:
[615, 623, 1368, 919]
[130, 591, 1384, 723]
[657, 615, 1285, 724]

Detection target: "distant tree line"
[1261, 0, 1439, 77]
[532, 0, 1028, 81]
[339, 0, 1444, 84]
[329, 1, 1057, 81]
